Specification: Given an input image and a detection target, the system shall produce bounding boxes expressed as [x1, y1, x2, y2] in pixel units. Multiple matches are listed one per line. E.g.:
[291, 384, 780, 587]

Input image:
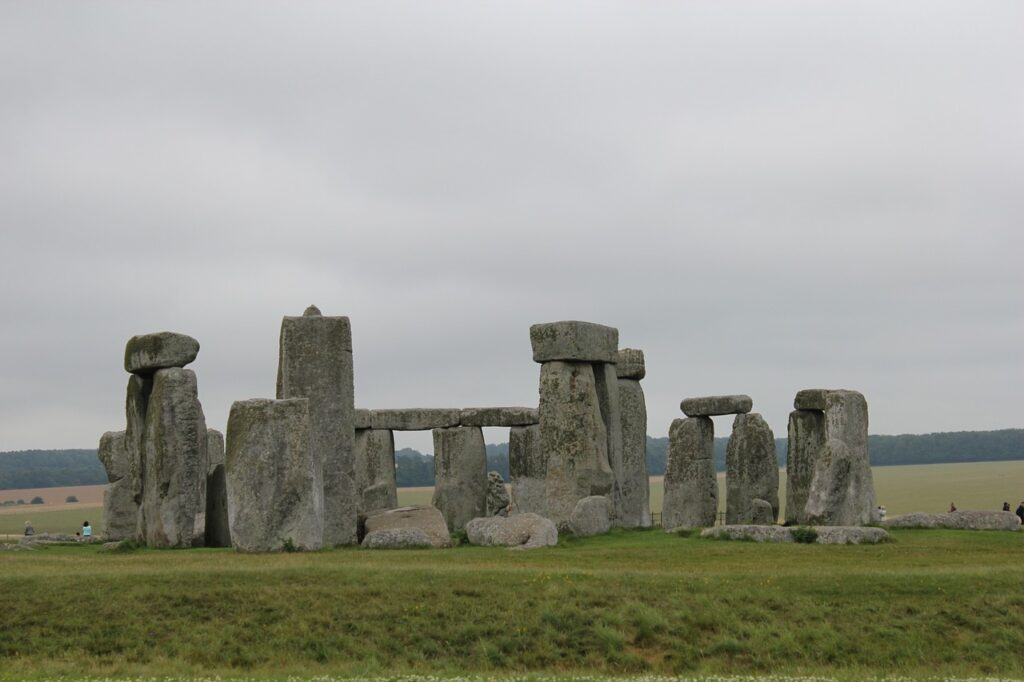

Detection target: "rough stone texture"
[725, 413, 779, 525]
[680, 394, 753, 417]
[617, 377, 650, 528]
[793, 389, 829, 411]
[615, 348, 645, 380]
[486, 471, 510, 516]
[98, 430, 138, 542]
[883, 511, 1021, 531]
[802, 390, 876, 526]
[20, 533, 98, 545]
[530, 321, 619, 363]
[353, 409, 372, 429]
[459, 407, 539, 427]
[276, 308, 356, 547]
[662, 417, 717, 529]
[700, 525, 889, 544]
[509, 424, 545, 515]
[593, 362, 624, 525]
[785, 410, 825, 525]
[431, 426, 488, 531]
[465, 513, 558, 550]
[813, 526, 890, 544]
[140, 368, 208, 548]
[225, 398, 323, 552]
[204, 429, 231, 548]
[361, 527, 432, 549]
[539, 361, 613, 529]
[370, 409, 461, 431]
[751, 498, 775, 525]
[362, 506, 451, 548]
[353, 429, 397, 514]
[124, 331, 200, 374]
[568, 495, 612, 537]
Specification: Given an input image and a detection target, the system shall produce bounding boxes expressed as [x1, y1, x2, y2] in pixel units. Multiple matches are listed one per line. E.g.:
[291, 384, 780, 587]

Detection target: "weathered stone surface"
[530, 321, 619, 363]
[204, 429, 230, 547]
[371, 409, 461, 431]
[98, 430, 138, 542]
[793, 389, 829, 411]
[432, 426, 488, 531]
[353, 429, 397, 514]
[883, 511, 1021, 531]
[124, 332, 200, 374]
[353, 409, 372, 430]
[593, 362, 624, 525]
[701, 525, 791, 542]
[465, 513, 558, 550]
[680, 394, 753, 417]
[617, 378, 650, 528]
[662, 417, 717, 529]
[569, 495, 612, 537]
[725, 413, 779, 525]
[509, 424, 545, 515]
[615, 348, 645, 380]
[701, 525, 888, 544]
[539, 361, 613, 529]
[803, 390, 876, 526]
[276, 308, 356, 547]
[486, 471, 510, 516]
[140, 368, 208, 548]
[225, 398, 323, 552]
[362, 506, 452, 548]
[20, 533, 97, 545]
[813, 526, 890, 544]
[785, 410, 825, 525]
[751, 498, 775, 525]
[459, 407, 539, 427]
[361, 527, 432, 549]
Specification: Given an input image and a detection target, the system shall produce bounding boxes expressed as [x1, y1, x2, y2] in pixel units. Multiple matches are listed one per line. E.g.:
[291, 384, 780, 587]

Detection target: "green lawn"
[1, 529, 1022, 680]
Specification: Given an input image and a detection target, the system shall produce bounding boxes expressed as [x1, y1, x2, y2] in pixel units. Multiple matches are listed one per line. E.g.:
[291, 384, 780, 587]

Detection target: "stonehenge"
[508, 423, 544, 514]
[725, 413, 779, 525]
[616, 349, 651, 528]
[661, 416, 717, 530]
[431, 426, 488, 532]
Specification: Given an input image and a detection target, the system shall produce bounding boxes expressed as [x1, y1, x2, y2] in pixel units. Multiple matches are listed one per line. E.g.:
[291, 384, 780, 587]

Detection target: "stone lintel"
[680, 394, 753, 417]
[370, 408, 461, 431]
[459, 407, 539, 427]
[529, 321, 619, 363]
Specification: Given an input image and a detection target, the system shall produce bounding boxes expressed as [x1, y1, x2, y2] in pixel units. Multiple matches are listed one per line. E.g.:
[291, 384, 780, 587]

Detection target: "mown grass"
[2, 529, 1023, 680]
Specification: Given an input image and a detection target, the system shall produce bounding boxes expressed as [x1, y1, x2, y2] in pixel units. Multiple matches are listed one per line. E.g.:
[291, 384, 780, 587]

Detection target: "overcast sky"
[1, 2, 1021, 454]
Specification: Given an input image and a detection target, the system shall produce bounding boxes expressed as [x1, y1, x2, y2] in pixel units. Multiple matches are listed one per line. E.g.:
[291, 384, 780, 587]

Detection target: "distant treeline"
[2, 429, 1021, 490]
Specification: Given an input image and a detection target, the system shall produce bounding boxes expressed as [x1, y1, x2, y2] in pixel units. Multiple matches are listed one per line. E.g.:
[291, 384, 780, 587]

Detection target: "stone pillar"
[431, 426, 488, 532]
[204, 429, 231, 547]
[531, 321, 618, 530]
[354, 428, 397, 514]
[785, 409, 825, 525]
[661, 416, 717, 529]
[277, 305, 357, 546]
[594, 362, 625, 524]
[615, 348, 650, 528]
[509, 424, 545, 514]
[725, 413, 779, 525]
[97, 430, 137, 541]
[225, 398, 324, 551]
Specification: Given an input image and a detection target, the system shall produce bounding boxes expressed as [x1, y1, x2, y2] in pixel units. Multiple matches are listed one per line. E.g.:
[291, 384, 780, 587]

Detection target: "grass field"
[1, 528, 1022, 679]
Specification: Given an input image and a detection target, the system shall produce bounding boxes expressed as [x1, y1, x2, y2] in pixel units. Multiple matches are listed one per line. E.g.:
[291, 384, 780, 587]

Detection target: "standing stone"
[204, 429, 231, 547]
[276, 306, 356, 546]
[785, 410, 825, 525]
[485, 471, 510, 516]
[803, 390, 875, 526]
[225, 398, 323, 551]
[538, 361, 613, 530]
[140, 368, 208, 548]
[750, 498, 775, 525]
[97, 430, 137, 541]
[725, 413, 779, 525]
[124, 373, 151, 537]
[353, 428, 397, 513]
[662, 417, 717, 529]
[431, 426, 487, 532]
[509, 424, 545, 514]
[616, 349, 650, 528]
[593, 362, 624, 525]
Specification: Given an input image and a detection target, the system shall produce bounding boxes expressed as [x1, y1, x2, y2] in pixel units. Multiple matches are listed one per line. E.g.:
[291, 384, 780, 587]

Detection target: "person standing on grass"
[1003, 502, 1011, 512]
[1016, 502, 1024, 524]
[82, 521, 92, 540]
[24, 521, 34, 536]
[949, 502, 957, 513]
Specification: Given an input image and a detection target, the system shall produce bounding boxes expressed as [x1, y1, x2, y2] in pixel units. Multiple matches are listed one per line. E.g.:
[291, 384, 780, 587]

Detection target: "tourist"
[948, 502, 957, 513]
[1016, 502, 1024, 524]
[1003, 502, 1011, 512]
[877, 505, 887, 521]
[24, 521, 34, 536]
[82, 521, 92, 540]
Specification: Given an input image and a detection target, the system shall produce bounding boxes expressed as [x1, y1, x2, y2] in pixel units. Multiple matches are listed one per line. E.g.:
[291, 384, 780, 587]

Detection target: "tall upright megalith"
[661, 416, 717, 529]
[431, 425, 487, 532]
[725, 413, 779, 525]
[97, 430, 137, 541]
[353, 427, 398, 513]
[204, 429, 231, 547]
[509, 423, 545, 514]
[785, 409, 825, 525]
[615, 348, 650, 528]
[277, 305, 357, 546]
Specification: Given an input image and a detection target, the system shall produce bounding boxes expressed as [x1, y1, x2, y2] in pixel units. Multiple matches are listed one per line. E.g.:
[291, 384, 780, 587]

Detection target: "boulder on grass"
[361, 505, 451, 548]
[465, 513, 558, 550]
[361, 528, 432, 549]
[569, 495, 612, 537]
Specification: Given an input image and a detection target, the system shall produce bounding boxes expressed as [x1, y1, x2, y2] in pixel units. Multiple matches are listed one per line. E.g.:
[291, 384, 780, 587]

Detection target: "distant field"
[0, 483, 104, 507]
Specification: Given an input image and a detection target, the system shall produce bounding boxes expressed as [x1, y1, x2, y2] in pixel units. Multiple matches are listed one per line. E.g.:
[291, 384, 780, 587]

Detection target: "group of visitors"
[1003, 501, 1024, 524]
[23, 520, 92, 539]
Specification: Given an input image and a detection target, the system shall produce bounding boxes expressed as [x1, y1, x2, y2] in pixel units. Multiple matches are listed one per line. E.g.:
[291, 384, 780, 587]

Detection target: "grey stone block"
[680, 394, 753, 417]
[124, 331, 200, 374]
[785, 410, 825, 525]
[98, 430, 138, 542]
[362, 505, 451, 548]
[459, 407, 539, 427]
[569, 495, 612, 537]
[361, 527, 432, 549]
[725, 413, 779, 525]
[751, 498, 775, 525]
[370, 408, 461, 431]
[204, 429, 230, 547]
[593, 362, 624, 525]
[486, 471, 510, 516]
[794, 388, 829, 411]
[529, 321, 619, 363]
[661, 417, 717, 530]
[883, 510, 1021, 531]
[353, 428, 397, 514]
[615, 348, 645, 380]
[353, 408, 372, 430]
[617, 378, 651, 528]
[431, 426, 488, 532]
[465, 513, 558, 549]
[509, 424, 545, 515]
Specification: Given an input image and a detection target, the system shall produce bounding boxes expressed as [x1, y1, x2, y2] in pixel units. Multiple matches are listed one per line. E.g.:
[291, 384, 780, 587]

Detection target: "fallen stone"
[20, 533, 94, 545]
[529, 321, 619, 363]
[725, 413, 779, 525]
[751, 498, 775, 525]
[459, 407, 539, 427]
[353, 409, 372, 430]
[883, 510, 1022, 531]
[700, 525, 889, 544]
[432, 426, 488, 531]
[124, 332, 200, 374]
[101, 541, 126, 551]
[784, 410, 825, 525]
[700, 525, 791, 542]
[615, 348, 645, 380]
[509, 424, 545, 515]
[361, 527, 432, 549]
[661, 417, 717, 529]
[569, 495, 612, 537]
[813, 526, 890, 544]
[98, 430, 138, 542]
[617, 375, 650, 528]
[353, 429, 397, 514]
[680, 394, 753, 417]
[225, 398, 323, 552]
[1, 543, 34, 551]
[465, 513, 558, 550]
[362, 506, 451, 548]
[204, 429, 231, 547]
[370, 408, 461, 431]
[486, 471, 510, 516]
